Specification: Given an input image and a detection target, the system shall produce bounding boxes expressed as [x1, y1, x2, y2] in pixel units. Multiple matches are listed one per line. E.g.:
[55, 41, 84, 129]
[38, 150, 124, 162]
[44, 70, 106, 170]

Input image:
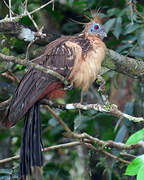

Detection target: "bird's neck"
[84, 32, 100, 41]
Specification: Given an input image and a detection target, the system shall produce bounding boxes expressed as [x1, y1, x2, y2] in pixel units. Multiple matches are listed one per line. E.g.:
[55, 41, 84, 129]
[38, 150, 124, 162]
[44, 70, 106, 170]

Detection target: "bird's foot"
[64, 82, 74, 90]
[96, 75, 106, 94]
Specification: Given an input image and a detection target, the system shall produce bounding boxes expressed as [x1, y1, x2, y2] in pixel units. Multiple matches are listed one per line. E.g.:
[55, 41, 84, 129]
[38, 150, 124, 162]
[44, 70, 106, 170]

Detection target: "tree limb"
[41, 100, 144, 123]
[0, 52, 70, 86]
[0, 135, 141, 165]
[84, 143, 130, 164]
[0, 141, 81, 164]
[0, 97, 143, 122]
[103, 49, 144, 79]
[0, 0, 55, 23]
[0, 22, 144, 79]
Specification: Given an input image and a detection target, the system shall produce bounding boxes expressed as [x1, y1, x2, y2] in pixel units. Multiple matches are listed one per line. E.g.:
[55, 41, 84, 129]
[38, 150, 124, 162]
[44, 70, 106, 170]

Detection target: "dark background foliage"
[0, 0, 144, 179]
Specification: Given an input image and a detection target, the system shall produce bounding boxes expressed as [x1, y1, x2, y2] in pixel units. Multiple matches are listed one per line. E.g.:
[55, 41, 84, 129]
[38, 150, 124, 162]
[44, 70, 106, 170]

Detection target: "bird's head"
[84, 16, 107, 39]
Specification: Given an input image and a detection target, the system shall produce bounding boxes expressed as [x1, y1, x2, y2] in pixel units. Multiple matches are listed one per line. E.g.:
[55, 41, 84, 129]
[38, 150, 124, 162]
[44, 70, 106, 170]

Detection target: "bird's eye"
[94, 24, 99, 30]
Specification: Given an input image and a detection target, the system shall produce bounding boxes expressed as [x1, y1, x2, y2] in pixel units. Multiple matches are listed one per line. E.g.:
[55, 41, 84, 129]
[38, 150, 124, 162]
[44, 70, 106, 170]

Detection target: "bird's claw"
[64, 82, 74, 90]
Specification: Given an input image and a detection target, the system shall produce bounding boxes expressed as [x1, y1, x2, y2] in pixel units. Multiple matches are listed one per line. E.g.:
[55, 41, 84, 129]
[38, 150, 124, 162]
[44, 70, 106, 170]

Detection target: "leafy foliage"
[126, 128, 144, 145]
[0, 0, 144, 180]
[125, 155, 144, 179]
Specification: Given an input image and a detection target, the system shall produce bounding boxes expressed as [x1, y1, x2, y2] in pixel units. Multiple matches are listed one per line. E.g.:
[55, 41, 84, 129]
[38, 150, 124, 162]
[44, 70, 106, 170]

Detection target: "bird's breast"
[68, 40, 106, 91]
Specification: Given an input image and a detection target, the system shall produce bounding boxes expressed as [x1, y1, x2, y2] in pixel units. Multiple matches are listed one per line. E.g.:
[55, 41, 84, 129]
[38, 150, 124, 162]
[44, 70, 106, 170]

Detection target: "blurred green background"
[0, 0, 144, 179]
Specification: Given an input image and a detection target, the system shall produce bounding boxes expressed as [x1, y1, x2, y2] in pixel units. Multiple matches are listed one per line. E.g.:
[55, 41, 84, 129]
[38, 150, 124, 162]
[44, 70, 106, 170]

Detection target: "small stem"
[26, 11, 39, 31]
[0, 0, 54, 23]
[45, 105, 72, 134]
[84, 143, 130, 164]
[0, 141, 81, 164]
[25, 0, 28, 13]
[9, 0, 12, 21]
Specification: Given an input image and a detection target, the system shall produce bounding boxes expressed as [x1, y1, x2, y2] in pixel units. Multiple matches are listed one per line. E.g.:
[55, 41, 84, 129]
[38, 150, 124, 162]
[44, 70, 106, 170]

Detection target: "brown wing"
[2, 36, 78, 127]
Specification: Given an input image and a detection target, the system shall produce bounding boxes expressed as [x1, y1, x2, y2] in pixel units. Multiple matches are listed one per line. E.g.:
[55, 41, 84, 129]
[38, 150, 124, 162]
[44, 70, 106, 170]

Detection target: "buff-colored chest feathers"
[67, 39, 106, 91]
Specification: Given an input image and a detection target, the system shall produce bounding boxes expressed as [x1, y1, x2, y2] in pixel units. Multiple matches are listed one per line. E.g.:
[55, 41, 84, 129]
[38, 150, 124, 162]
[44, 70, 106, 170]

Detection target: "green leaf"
[125, 155, 144, 176]
[15, 64, 24, 70]
[130, 48, 144, 58]
[137, 165, 144, 180]
[126, 128, 144, 145]
[136, 28, 144, 48]
[104, 18, 116, 33]
[2, 48, 10, 55]
[123, 23, 140, 35]
[74, 115, 84, 132]
[116, 43, 133, 53]
[107, 8, 121, 17]
[113, 17, 122, 39]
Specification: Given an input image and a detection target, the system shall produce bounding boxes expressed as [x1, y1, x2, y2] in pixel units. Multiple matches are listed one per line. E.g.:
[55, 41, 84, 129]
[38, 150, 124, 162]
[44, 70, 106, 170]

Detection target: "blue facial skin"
[89, 23, 107, 39]
[90, 23, 101, 33]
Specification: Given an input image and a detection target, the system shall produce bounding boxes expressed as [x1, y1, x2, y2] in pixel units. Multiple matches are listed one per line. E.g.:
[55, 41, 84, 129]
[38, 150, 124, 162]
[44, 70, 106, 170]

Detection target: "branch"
[103, 49, 144, 78]
[1, 97, 143, 123]
[45, 105, 72, 135]
[0, 53, 70, 86]
[0, 135, 140, 165]
[8, 0, 12, 21]
[0, 98, 11, 110]
[43, 104, 142, 163]
[0, 0, 54, 23]
[69, 132, 142, 150]
[120, 152, 136, 159]
[0, 141, 81, 164]
[41, 100, 144, 123]
[0, 101, 142, 166]
[84, 143, 130, 164]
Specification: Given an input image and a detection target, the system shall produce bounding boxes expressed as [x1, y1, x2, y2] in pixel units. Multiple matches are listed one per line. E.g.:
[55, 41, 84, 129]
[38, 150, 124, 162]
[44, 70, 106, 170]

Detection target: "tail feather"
[19, 103, 43, 179]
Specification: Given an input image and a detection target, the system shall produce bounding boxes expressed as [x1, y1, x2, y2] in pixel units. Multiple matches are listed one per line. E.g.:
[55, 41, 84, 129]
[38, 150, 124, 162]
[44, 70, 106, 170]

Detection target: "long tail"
[19, 102, 43, 180]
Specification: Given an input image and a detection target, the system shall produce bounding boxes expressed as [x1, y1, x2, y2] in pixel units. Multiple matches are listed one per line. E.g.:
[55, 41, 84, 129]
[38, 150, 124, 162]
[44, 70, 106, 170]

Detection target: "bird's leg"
[64, 82, 74, 90]
[97, 75, 106, 93]
[80, 91, 84, 104]
[78, 91, 84, 124]
[96, 75, 109, 105]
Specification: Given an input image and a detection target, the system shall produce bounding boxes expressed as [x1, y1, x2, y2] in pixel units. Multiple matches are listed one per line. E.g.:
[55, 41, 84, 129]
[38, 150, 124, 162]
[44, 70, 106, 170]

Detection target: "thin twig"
[0, 127, 141, 165]
[9, 0, 12, 21]
[29, 0, 54, 16]
[0, 98, 11, 110]
[26, 11, 39, 31]
[24, 0, 29, 13]
[25, 38, 37, 60]
[0, 0, 54, 23]
[84, 143, 130, 164]
[0, 139, 134, 165]
[126, 0, 134, 24]
[1, 71, 20, 83]
[69, 132, 141, 150]
[120, 152, 136, 159]
[0, 53, 70, 86]
[0, 141, 81, 164]
[52, 0, 55, 11]
[3, 0, 15, 15]
[3, 0, 9, 9]
[133, 2, 144, 20]
[101, 149, 130, 164]
[45, 105, 72, 134]
[22, 2, 46, 40]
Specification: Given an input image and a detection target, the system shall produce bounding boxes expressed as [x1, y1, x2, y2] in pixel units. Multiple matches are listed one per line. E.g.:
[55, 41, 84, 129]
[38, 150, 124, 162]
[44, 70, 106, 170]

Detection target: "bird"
[1, 15, 107, 179]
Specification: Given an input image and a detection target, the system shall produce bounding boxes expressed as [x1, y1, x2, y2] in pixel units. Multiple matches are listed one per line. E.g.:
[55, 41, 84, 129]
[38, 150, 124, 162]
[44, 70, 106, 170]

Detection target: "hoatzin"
[1, 16, 107, 179]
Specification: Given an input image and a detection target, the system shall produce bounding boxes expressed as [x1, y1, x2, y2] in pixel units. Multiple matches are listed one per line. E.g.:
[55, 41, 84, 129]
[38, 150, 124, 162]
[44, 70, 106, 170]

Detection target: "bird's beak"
[99, 29, 107, 40]
[101, 28, 107, 38]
